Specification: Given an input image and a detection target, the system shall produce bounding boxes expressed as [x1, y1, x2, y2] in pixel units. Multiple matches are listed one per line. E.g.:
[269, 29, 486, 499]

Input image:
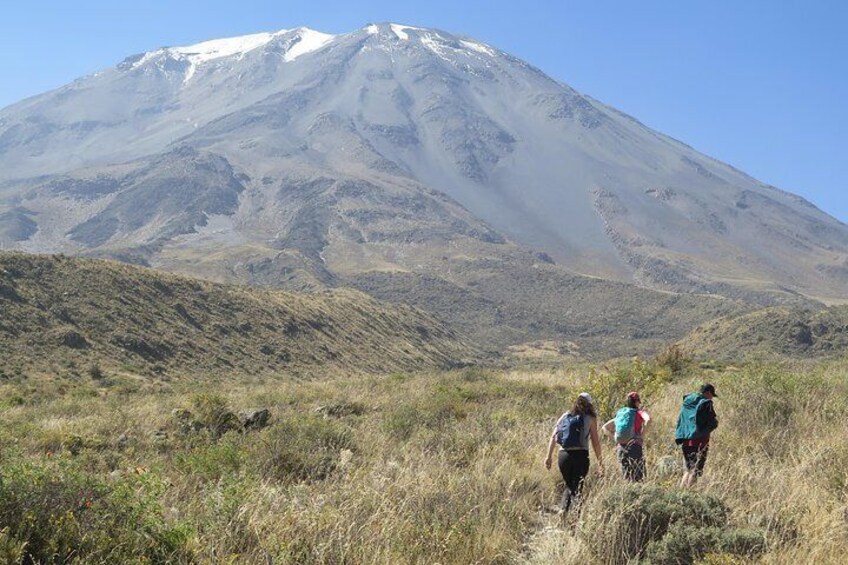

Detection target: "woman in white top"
[544, 392, 605, 512]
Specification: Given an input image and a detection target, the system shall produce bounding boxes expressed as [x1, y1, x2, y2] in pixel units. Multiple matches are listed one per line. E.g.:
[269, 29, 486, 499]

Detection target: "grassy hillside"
[1, 358, 847, 563]
[680, 305, 848, 360]
[0, 252, 476, 378]
[347, 256, 748, 357]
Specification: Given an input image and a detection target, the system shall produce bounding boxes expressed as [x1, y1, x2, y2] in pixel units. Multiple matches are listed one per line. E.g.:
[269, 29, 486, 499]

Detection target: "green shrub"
[0, 528, 26, 564]
[717, 527, 767, 556]
[0, 454, 194, 563]
[583, 485, 766, 564]
[87, 363, 104, 380]
[582, 485, 728, 562]
[586, 359, 672, 420]
[644, 522, 722, 564]
[644, 524, 766, 564]
[189, 393, 241, 437]
[655, 345, 689, 375]
[176, 434, 246, 481]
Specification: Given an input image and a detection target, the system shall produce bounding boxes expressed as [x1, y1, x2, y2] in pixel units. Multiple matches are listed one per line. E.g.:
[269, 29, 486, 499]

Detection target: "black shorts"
[616, 442, 645, 482]
[682, 444, 709, 475]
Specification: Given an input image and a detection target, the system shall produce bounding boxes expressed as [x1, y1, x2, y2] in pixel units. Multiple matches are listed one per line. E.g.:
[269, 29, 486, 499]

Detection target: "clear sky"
[2, 1, 846, 221]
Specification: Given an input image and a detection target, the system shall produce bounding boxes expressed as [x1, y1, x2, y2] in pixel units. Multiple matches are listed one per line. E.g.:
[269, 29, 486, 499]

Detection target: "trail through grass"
[1, 359, 847, 563]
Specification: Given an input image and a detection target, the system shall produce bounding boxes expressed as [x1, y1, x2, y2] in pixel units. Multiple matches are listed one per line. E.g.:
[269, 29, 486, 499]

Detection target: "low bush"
[655, 345, 689, 375]
[643, 522, 722, 565]
[0, 454, 194, 563]
[189, 393, 241, 437]
[644, 523, 765, 564]
[176, 434, 247, 481]
[717, 527, 767, 556]
[581, 484, 765, 564]
[87, 363, 104, 380]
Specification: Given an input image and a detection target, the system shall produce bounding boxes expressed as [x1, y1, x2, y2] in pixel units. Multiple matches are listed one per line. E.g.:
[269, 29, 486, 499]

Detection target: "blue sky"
[2, 1, 846, 221]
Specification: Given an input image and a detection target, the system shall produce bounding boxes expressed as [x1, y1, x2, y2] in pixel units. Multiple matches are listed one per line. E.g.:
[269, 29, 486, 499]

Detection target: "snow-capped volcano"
[1, 22, 846, 324]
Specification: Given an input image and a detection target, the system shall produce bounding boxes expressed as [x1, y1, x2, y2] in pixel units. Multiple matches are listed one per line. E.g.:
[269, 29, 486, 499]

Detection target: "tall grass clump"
[258, 414, 354, 482]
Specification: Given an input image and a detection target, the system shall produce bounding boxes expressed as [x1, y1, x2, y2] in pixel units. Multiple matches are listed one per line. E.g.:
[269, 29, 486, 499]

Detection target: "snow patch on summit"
[283, 29, 336, 62]
[130, 27, 336, 84]
[390, 24, 423, 41]
[419, 33, 497, 65]
[460, 40, 496, 57]
[420, 35, 450, 61]
[170, 30, 288, 64]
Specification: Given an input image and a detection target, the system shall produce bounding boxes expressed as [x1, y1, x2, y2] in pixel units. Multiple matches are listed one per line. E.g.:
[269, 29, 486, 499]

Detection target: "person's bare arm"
[640, 411, 650, 432]
[589, 418, 605, 474]
[601, 419, 615, 437]
[544, 430, 557, 470]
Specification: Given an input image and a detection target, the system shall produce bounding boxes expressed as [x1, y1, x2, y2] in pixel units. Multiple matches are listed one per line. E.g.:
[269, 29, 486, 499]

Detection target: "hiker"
[674, 383, 719, 487]
[602, 391, 649, 482]
[544, 392, 605, 512]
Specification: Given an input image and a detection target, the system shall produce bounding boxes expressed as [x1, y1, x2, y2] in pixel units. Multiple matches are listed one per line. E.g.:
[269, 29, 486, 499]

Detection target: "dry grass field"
[2, 354, 848, 563]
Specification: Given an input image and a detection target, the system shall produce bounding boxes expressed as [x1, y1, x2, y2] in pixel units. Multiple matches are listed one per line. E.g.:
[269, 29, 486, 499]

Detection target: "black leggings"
[558, 449, 590, 512]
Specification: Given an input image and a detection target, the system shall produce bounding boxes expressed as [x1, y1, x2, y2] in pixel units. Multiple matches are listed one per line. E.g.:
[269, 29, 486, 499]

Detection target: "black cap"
[700, 383, 717, 397]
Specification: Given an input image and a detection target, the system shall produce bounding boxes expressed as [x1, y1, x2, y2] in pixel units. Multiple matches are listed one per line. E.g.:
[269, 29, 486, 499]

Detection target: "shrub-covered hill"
[0, 252, 476, 377]
[679, 305, 848, 360]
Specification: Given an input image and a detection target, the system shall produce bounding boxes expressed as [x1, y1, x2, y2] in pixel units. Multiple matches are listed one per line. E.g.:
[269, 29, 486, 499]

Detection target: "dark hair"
[626, 396, 639, 409]
[571, 395, 597, 418]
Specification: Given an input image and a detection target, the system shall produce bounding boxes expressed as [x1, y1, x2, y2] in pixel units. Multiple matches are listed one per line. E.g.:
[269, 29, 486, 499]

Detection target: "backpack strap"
[695, 398, 718, 434]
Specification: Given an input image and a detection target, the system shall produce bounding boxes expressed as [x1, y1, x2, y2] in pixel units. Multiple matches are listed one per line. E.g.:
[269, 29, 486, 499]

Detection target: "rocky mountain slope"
[680, 305, 848, 360]
[0, 252, 475, 377]
[2, 23, 846, 300]
[0, 24, 844, 354]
